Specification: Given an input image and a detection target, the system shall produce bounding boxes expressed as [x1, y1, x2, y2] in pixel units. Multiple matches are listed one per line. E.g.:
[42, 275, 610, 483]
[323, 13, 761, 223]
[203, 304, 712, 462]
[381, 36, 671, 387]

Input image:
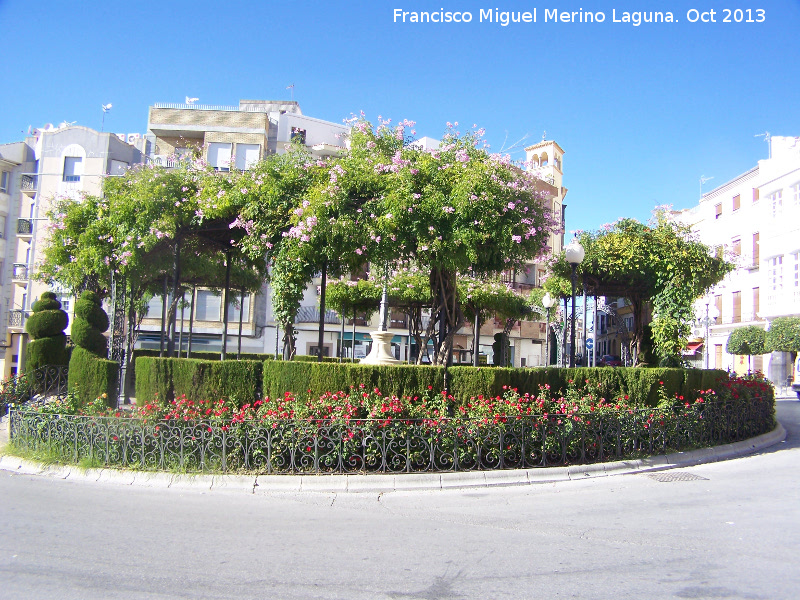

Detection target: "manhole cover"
[647, 471, 709, 482]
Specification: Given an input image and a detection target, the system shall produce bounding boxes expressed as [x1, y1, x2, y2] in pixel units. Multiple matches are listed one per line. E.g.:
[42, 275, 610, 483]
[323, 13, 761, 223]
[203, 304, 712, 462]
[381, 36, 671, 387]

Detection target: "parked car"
[598, 354, 623, 367]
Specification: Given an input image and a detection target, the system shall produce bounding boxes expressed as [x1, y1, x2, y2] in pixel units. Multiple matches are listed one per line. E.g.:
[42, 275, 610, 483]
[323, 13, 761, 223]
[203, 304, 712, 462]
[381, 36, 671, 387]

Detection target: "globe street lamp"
[541, 292, 555, 367]
[565, 239, 585, 368]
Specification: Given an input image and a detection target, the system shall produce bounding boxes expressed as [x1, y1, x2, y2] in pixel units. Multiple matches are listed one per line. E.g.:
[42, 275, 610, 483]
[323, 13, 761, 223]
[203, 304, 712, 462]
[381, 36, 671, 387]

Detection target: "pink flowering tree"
[331, 118, 557, 364]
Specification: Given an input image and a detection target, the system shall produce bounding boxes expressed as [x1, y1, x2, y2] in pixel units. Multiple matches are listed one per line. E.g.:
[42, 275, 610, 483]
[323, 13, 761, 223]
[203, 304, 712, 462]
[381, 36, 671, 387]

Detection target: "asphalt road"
[1, 400, 798, 600]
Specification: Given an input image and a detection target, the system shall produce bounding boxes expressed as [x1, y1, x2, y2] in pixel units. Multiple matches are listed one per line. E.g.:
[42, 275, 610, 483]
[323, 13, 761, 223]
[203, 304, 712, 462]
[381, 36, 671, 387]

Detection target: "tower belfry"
[525, 138, 565, 190]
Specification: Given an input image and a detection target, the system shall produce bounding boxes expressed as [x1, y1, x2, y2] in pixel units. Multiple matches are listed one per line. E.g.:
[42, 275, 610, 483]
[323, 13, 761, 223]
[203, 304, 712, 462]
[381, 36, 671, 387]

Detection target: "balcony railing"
[8, 310, 27, 327]
[20, 174, 38, 192]
[12, 263, 30, 280]
[295, 306, 341, 324]
[148, 155, 184, 168]
[17, 219, 33, 235]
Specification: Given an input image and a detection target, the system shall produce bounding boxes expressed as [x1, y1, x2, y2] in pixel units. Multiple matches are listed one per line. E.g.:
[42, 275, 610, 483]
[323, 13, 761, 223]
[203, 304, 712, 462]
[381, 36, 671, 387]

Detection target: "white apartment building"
[678, 135, 800, 383]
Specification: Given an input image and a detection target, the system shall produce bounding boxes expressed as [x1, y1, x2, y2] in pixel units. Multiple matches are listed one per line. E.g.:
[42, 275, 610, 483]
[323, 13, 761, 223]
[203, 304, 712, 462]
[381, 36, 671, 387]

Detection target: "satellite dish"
[102, 103, 113, 112]
[43, 123, 54, 131]
[186, 97, 199, 105]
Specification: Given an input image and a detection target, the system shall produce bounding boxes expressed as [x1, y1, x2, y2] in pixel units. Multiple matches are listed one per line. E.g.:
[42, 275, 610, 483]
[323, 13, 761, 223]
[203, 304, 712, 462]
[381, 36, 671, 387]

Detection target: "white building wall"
[679, 135, 800, 385]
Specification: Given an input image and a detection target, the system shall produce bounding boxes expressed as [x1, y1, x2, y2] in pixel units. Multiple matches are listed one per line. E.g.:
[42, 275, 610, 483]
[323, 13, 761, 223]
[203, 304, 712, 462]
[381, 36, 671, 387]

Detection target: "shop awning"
[683, 342, 704, 356]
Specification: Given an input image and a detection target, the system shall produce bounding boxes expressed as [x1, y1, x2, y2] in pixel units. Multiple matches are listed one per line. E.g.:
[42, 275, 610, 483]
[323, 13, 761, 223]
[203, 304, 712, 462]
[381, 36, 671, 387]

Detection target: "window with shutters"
[235, 144, 260, 170]
[196, 290, 222, 321]
[207, 143, 232, 171]
[770, 190, 783, 217]
[732, 194, 740, 211]
[63, 157, 83, 182]
[732, 291, 741, 323]
[752, 287, 760, 320]
[752, 233, 759, 268]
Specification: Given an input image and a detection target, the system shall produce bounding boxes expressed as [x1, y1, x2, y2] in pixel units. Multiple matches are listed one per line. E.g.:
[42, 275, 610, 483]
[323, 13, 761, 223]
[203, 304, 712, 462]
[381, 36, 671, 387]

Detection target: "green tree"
[766, 317, 800, 353]
[547, 210, 733, 365]
[766, 317, 800, 380]
[726, 325, 768, 372]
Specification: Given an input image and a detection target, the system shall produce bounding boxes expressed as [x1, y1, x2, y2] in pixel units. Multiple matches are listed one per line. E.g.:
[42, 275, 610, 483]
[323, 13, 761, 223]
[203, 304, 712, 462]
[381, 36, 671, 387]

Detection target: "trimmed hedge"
[68, 347, 119, 407]
[135, 357, 263, 407]
[262, 361, 444, 402]
[133, 355, 727, 410]
[448, 366, 726, 407]
[261, 362, 728, 408]
[133, 349, 277, 362]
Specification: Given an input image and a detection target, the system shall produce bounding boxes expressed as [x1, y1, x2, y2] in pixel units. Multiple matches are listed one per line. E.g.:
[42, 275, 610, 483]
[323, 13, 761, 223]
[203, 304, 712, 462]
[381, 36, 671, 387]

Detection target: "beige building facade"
[0, 125, 143, 377]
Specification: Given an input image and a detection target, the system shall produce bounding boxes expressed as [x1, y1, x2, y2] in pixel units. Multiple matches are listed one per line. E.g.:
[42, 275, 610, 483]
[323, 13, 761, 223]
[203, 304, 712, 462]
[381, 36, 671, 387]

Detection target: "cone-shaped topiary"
[71, 290, 109, 356]
[25, 291, 69, 372]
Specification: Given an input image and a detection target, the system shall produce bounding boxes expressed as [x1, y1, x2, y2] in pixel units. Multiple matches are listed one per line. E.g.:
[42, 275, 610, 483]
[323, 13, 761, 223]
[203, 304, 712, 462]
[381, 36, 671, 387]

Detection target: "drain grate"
[647, 471, 709, 482]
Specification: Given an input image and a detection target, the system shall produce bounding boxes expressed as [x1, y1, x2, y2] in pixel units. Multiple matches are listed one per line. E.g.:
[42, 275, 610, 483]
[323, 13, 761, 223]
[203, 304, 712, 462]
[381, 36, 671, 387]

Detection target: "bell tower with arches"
[525, 137, 565, 191]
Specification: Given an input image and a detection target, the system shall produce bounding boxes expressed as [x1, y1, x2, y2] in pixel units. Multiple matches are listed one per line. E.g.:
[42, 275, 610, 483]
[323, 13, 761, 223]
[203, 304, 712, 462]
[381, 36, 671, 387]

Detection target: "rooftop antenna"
[185, 96, 199, 105]
[286, 84, 295, 102]
[101, 103, 112, 132]
[699, 175, 714, 198]
[499, 131, 531, 156]
[755, 131, 771, 158]
[542, 130, 547, 141]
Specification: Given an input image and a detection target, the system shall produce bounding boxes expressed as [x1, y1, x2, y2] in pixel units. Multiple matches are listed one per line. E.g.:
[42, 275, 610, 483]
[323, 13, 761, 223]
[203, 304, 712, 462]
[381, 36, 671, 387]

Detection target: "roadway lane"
[1, 400, 798, 600]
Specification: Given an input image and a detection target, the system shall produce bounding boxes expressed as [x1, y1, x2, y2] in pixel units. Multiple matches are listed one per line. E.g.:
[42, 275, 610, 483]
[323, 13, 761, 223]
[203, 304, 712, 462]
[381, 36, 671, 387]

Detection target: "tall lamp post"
[565, 239, 585, 368]
[542, 292, 555, 367]
[702, 302, 720, 369]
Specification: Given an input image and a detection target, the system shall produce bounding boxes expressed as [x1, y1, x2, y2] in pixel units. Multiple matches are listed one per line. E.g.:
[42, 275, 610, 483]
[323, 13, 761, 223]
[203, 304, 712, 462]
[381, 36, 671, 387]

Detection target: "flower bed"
[9, 374, 775, 475]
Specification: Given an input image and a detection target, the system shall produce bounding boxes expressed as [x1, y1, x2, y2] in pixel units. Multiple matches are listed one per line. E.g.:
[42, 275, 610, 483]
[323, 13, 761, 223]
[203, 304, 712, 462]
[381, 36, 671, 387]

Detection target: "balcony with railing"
[8, 309, 28, 328]
[20, 174, 38, 193]
[295, 306, 341, 324]
[148, 155, 185, 169]
[17, 219, 33, 236]
[12, 263, 30, 281]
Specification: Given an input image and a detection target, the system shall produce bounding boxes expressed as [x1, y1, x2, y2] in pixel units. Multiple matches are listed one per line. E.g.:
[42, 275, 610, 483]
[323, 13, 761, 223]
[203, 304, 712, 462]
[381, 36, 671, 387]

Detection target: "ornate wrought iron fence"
[8, 398, 774, 474]
[1, 365, 69, 415]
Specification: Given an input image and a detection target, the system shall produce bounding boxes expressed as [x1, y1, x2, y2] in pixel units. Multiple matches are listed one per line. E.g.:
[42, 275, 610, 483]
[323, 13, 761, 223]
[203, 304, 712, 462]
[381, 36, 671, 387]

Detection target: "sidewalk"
[0, 412, 788, 494]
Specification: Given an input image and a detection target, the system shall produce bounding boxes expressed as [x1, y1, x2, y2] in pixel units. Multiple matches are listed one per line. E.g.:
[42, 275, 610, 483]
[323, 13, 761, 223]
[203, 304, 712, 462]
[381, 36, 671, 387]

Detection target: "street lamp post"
[565, 239, 585, 368]
[542, 292, 555, 367]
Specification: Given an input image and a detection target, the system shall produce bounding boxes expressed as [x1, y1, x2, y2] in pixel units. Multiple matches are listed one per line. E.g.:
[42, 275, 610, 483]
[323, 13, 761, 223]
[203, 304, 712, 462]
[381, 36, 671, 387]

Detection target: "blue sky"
[1, 0, 798, 233]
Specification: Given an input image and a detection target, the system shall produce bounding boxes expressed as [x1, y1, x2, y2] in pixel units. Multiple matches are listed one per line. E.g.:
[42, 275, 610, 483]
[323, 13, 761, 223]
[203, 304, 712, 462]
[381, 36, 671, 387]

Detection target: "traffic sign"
[586, 338, 594, 350]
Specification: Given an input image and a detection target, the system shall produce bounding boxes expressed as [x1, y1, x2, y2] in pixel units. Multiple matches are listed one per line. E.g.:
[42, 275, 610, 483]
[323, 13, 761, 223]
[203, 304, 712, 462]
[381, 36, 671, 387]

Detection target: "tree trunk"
[317, 261, 327, 362]
[167, 238, 182, 357]
[430, 268, 463, 366]
[282, 323, 296, 360]
[629, 295, 645, 365]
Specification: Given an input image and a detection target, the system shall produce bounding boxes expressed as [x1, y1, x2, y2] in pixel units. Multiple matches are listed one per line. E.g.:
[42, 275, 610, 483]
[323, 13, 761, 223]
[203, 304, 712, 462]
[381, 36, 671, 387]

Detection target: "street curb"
[0, 421, 787, 494]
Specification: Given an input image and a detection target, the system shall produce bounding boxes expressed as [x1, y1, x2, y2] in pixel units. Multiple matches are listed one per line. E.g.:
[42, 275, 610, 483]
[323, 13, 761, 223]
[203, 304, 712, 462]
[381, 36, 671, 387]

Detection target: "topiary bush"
[71, 290, 109, 356]
[24, 291, 69, 373]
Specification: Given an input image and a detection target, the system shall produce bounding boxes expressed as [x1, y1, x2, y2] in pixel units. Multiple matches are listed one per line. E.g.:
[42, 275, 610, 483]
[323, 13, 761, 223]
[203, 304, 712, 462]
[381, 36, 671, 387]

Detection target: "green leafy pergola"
[547, 212, 734, 364]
